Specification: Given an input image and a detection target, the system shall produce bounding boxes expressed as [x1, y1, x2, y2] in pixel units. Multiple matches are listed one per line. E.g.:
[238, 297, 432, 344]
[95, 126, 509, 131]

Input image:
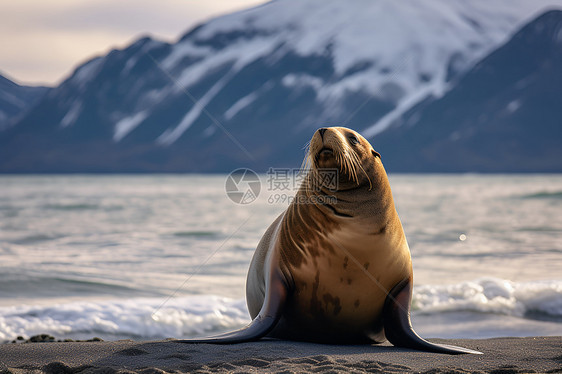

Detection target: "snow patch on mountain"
[114, 111, 149, 142]
[224, 91, 258, 121]
[0, 90, 26, 109]
[157, 70, 236, 146]
[363, 82, 444, 138]
[60, 101, 82, 128]
[224, 80, 274, 121]
[161, 44, 212, 71]
[122, 39, 165, 77]
[282, 74, 324, 92]
[506, 100, 522, 114]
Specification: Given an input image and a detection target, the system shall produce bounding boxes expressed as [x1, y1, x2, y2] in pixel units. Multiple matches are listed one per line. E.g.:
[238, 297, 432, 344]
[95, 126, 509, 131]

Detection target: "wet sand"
[1, 336, 561, 373]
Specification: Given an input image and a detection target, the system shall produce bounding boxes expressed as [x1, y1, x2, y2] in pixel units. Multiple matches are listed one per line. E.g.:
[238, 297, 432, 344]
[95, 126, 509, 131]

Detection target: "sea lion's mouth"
[315, 147, 334, 163]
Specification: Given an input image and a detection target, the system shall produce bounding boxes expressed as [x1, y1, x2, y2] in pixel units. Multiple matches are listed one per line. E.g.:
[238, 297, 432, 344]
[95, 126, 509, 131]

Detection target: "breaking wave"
[1, 278, 560, 342]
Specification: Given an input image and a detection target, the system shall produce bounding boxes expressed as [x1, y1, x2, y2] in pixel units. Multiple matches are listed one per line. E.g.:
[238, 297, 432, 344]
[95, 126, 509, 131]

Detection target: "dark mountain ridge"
[0, 74, 49, 131]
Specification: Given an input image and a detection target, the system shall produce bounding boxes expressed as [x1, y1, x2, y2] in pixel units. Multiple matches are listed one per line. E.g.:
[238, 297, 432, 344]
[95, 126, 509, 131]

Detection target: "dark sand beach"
[0, 336, 560, 373]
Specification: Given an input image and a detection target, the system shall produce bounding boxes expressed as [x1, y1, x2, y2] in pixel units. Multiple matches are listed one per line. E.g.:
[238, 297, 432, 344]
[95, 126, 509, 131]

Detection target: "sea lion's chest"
[278, 226, 411, 340]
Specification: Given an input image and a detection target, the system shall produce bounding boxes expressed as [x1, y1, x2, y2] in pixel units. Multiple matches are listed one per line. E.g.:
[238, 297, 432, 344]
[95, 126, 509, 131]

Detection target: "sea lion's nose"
[318, 128, 328, 139]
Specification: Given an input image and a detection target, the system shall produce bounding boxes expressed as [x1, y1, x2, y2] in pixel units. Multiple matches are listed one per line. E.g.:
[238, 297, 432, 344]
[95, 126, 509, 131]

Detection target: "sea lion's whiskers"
[351, 150, 373, 189]
[352, 151, 369, 187]
[302, 169, 314, 197]
[349, 152, 359, 185]
[300, 141, 311, 172]
[300, 145, 315, 197]
[343, 154, 350, 182]
[337, 151, 346, 176]
[300, 155, 312, 178]
[336, 147, 347, 179]
[344, 149, 358, 185]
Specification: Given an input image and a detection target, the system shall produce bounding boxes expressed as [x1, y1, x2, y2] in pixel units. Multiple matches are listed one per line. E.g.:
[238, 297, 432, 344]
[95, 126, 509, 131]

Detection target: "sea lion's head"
[305, 126, 383, 192]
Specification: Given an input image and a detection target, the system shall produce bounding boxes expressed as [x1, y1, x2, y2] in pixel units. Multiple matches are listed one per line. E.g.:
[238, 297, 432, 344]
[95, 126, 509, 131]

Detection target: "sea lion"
[179, 126, 481, 354]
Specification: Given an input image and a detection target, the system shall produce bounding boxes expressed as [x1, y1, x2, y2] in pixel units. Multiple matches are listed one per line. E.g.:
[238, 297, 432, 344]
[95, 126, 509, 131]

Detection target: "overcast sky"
[0, 0, 267, 86]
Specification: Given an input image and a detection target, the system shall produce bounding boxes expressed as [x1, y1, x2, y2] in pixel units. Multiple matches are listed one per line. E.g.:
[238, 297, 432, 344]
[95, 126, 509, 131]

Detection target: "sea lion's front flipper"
[177, 266, 287, 344]
[382, 278, 482, 355]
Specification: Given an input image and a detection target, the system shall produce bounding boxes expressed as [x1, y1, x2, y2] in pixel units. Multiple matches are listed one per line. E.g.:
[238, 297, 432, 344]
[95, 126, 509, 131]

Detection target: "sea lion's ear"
[372, 149, 381, 159]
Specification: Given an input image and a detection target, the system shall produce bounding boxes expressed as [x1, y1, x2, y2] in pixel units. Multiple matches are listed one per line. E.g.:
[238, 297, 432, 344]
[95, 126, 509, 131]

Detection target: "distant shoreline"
[1, 336, 560, 373]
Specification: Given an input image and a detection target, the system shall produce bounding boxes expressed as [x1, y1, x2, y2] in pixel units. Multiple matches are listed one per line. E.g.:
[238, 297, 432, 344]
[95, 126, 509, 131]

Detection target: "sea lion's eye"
[348, 136, 359, 145]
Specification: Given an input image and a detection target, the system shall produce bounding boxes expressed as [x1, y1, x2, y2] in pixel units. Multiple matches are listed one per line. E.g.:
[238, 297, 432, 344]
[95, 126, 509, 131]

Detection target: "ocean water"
[0, 174, 561, 342]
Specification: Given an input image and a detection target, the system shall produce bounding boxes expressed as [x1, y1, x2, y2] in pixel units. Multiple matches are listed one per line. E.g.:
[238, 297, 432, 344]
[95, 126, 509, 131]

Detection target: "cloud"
[0, 0, 267, 85]
[31, 1, 248, 36]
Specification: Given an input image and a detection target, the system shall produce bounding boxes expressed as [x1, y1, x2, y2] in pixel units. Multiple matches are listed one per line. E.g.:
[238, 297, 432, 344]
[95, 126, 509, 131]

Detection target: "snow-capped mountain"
[0, 74, 48, 130]
[1, 0, 561, 172]
[376, 9, 562, 172]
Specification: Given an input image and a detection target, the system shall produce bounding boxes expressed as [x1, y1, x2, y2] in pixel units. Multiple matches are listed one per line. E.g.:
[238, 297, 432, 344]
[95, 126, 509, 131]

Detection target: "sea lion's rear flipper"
[177, 266, 287, 344]
[382, 278, 482, 355]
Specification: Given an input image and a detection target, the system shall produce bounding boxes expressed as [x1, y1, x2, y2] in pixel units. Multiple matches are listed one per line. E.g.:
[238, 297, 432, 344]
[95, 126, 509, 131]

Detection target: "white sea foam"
[1, 278, 560, 342]
[0, 296, 248, 342]
[414, 277, 562, 318]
